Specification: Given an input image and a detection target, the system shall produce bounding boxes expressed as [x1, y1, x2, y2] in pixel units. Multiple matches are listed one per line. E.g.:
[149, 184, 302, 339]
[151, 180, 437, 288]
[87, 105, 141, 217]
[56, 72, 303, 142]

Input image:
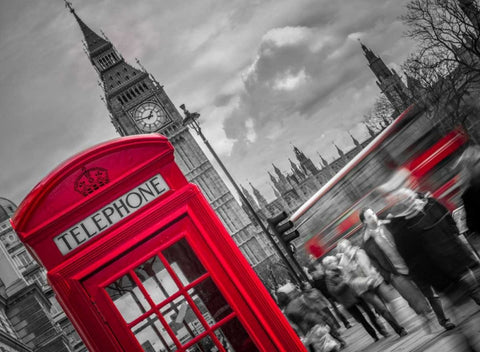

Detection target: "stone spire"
[350, 133, 361, 149]
[293, 145, 318, 175]
[240, 184, 259, 210]
[360, 41, 413, 114]
[250, 182, 269, 209]
[271, 164, 289, 194]
[334, 143, 345, 158]
[289, 158, 306, 180]
[65, 1, 110, 55]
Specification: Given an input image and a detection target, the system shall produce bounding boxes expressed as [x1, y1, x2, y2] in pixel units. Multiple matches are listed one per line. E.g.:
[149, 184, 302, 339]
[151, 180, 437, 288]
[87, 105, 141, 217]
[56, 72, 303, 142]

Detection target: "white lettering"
[54, 174, 169, 255]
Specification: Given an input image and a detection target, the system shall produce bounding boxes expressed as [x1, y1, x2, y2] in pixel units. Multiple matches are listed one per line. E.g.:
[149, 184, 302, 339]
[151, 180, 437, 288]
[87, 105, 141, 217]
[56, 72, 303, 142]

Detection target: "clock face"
[133, 102, 167, 132]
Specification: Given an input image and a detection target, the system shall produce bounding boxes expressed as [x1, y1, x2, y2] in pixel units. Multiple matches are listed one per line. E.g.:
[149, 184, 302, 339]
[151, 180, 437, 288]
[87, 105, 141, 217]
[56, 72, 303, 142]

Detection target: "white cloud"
[262, 26, 312, 47]
[245, 118, 257, 143]
[273, 68, 308, 91]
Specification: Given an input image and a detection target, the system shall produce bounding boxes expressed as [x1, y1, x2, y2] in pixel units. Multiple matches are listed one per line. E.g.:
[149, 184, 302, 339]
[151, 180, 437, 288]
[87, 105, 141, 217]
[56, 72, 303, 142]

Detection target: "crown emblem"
[74, 166, 110, 196]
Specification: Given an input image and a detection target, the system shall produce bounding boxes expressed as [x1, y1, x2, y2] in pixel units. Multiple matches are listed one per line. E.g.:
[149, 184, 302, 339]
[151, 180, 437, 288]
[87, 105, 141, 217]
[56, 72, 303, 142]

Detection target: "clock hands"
[136, 110, 155, 121]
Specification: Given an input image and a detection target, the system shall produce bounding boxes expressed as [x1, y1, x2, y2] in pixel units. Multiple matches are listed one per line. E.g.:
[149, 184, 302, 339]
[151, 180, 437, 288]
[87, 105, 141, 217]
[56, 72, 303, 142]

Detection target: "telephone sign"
[11, 135, 305, 352]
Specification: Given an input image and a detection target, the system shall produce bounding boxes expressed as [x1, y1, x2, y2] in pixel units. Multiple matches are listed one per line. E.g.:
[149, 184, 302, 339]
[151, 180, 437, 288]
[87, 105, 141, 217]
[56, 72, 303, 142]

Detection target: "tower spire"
[249, 182, 269, 209]
[65, 0, 110, 55]
[360, 41, 413, 114]
[333, 143, 345, 158]
[350, 132, 361, 149]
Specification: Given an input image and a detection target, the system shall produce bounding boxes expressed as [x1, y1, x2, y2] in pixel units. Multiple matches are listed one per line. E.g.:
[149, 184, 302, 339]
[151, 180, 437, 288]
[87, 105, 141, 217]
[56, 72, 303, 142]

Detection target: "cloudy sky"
[0, 0, 416, 206]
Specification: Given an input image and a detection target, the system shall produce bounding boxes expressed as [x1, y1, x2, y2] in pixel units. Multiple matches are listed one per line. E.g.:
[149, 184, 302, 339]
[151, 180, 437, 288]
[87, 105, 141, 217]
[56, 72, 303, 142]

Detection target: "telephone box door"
[83, 216, 263, 352]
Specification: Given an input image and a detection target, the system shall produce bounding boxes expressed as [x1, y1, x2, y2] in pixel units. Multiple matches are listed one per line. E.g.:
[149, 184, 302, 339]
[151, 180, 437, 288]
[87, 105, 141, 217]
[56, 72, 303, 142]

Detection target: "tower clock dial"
[133, 102, 167, 132]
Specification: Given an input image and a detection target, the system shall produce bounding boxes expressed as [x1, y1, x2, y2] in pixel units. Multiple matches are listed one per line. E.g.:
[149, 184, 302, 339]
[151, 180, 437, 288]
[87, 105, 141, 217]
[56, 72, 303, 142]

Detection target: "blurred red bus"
[290, 105, 468, 258]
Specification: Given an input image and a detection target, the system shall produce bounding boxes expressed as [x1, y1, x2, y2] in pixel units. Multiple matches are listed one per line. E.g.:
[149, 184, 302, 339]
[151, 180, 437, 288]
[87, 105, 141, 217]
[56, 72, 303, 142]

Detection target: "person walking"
[276, 283, 346, 351]
[382, 188, 480, 305]
[309, 264, 352, 330]
[336, 239, 408, 337]
[359, 207, 455, 331]
[323, 256, 388, 343]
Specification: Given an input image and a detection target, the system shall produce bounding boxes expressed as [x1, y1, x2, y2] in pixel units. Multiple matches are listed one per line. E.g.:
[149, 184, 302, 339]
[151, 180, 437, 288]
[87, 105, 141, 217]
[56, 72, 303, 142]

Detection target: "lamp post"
[180, 104, 304, 285]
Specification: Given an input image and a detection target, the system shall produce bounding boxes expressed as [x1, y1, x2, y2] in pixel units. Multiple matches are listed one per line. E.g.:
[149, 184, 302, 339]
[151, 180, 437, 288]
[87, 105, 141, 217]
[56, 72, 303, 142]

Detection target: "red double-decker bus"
[290, 105, 469, 258]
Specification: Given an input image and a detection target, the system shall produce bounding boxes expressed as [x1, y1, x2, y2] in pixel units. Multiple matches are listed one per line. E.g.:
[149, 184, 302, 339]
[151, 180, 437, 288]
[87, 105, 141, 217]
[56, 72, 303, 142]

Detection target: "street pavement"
[337, 294, 480, 352]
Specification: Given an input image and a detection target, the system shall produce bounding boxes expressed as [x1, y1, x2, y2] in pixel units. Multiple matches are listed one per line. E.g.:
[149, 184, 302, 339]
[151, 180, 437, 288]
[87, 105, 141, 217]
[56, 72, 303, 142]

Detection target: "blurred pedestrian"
[382, 188, 480, 305]
[359, 207, 455, 331]
[309, 264, 352, 329]
[323, 256, 387, 342]
[458, 145, 480, 234]
[336, 239, 408, 337]
[276, 283, 346, 351]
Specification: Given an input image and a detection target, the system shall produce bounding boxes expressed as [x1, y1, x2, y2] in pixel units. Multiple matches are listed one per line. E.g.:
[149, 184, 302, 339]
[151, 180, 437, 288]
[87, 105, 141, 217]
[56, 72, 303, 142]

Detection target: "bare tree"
[401, 0, 480, 133]
[364, 94, 396, 132]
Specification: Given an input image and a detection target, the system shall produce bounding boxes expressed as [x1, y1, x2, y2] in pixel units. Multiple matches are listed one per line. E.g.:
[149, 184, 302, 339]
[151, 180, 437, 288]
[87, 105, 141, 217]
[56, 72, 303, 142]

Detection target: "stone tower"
[361, 42, 413, 114]
[65, 3, 272, 271]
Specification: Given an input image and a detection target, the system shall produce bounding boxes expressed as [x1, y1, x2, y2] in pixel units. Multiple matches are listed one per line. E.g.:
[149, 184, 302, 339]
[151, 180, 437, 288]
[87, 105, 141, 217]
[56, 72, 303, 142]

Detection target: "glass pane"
[160, 295, 205, 346]
[162, 238, 206, 285]
[186, 335, 219, 352]
[188, 278, 233, 325]
[106, 274, 149, 323]
[135, 255, 178, 304]
[132, 313, 176, 352]
[215, 318, 259, 352]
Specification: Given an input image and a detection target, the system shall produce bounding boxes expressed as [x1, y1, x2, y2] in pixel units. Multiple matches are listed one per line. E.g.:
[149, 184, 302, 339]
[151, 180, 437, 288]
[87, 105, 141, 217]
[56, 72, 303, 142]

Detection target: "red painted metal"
[407, 128, 467, 178]
[11, 134, 305, 352]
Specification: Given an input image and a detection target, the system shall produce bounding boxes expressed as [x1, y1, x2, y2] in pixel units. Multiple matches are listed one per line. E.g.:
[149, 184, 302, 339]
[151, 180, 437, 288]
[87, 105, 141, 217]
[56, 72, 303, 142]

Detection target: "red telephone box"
[11, 135, 305, 352]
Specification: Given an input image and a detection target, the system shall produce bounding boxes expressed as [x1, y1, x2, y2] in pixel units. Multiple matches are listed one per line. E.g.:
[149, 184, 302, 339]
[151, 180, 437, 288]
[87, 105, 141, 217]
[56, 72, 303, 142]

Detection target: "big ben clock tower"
[65, 2, 273, 275]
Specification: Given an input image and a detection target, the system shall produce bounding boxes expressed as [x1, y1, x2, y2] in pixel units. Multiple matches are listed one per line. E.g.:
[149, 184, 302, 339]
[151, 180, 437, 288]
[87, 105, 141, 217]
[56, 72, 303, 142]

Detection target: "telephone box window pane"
[162, 238, 206, 285]
[135, 255, 178, 304]
[160, 295, 205, 346]
[188, 278, 233, 325]
[132, 313, 175, 352]
[214, 318, 259, 352]
[106, 274, 149, 323]
[186, 335, 218, 352]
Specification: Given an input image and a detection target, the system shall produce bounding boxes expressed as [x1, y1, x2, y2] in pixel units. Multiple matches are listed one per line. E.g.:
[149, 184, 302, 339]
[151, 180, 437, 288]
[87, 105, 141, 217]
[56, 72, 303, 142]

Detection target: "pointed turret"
[289, 158, 306, 180]
[293, 145, 318, 175]
[272, 185, 281, 199]
[241, 184, 259, 210]
[350, 133, 361, 149]
[360, 41, 413, 114]
[364, 122, 376, 138]
[334, 143, 345, 158]
[271, 164, 289, 193]
[320, 154, 329, 167]
[272, 163, 288, 184]
[317, 152, 324, 168]
[65, 1, 110, 56]
[268, 171, 277, 184]
[250, 182, 269, 209]
[65, 0, 147, 105]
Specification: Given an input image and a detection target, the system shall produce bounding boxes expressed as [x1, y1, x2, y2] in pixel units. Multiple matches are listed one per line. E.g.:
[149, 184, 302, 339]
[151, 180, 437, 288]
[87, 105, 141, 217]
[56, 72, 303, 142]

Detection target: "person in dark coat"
[309, 264, 352, 329]
[383, 188, 480, 304]
[359, 207, 455, 331]
[459, 145, 480, 234]
[276, 283, 346, 350]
